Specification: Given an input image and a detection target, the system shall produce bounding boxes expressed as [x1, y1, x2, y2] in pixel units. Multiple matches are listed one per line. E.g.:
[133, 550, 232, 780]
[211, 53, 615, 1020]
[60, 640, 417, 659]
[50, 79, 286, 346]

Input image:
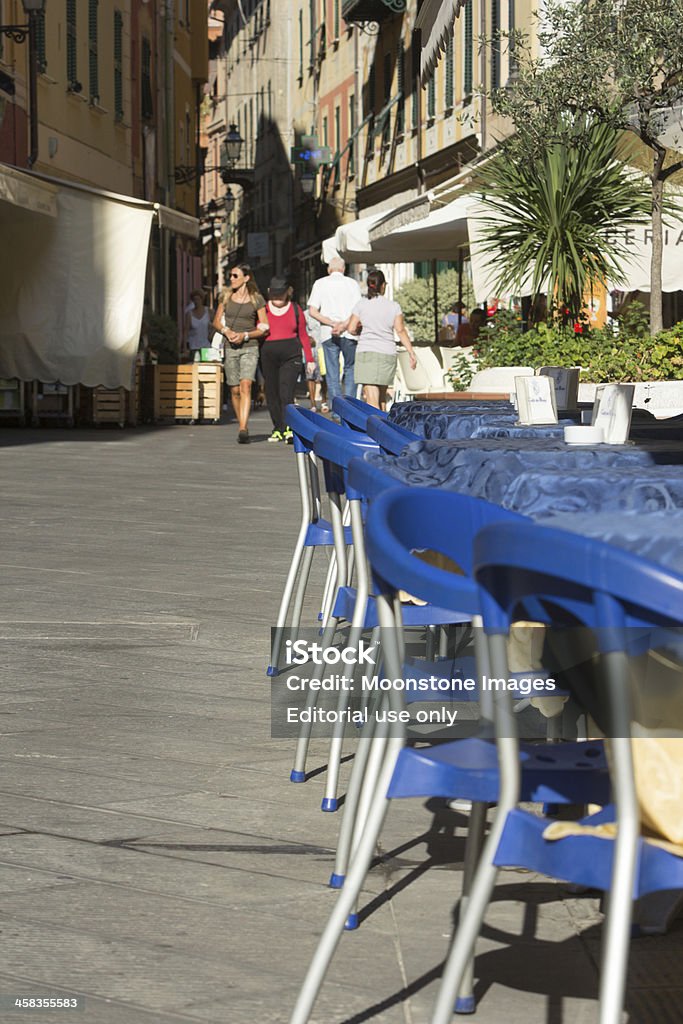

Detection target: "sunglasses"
[229, 272, 241, 279]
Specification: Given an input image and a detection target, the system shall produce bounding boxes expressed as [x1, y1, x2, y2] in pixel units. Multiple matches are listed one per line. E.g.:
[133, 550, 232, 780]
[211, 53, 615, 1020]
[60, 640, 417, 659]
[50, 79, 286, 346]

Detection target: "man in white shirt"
[307, 256, 362, 411]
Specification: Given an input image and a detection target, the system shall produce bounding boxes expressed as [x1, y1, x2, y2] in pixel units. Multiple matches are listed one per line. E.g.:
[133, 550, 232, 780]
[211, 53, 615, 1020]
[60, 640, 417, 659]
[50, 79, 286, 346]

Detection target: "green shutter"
[396, 38, 405, 134]
[491, 0, 500, 90]
[114, 11, 123, 120]
[67, 0, 77, 87]
[36, 10, 47, 73]
[88, 0, 99, 102]
[445, 36, 454, 108]
[464, 0, 473, 98]
[427, 73, 435, 119]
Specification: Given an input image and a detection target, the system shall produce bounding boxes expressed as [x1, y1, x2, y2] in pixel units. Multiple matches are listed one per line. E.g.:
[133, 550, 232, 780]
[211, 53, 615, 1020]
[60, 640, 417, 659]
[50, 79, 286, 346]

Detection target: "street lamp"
[224, 188, 235, 215]
[301, 173, 316, 196]
[223, 124, 244, 167]
[0, 0, 45, 168]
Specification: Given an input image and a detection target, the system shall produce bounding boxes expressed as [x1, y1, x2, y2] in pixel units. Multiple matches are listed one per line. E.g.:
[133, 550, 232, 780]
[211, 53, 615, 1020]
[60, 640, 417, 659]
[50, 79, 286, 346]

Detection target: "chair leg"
[270, 529, 308, 675]
[322, 499, 371, 813]
[454, 800, 488, 1014]
[319, 550, 338, 626]
[431, 635, 520, 1024]
[329, 693, 381, 887]
[289, 734, 403, 1024]
[290, 619, 339, 783]
[598, 650, 639, 1024]
[290, 545, 315, 634]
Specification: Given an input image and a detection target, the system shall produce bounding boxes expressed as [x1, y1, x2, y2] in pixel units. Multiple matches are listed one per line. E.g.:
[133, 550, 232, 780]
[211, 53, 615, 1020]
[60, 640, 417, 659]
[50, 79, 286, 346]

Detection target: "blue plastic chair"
[332, 395, 388, 433]
[289, 489, 613, 1024]
[292, 429, 464, 813]
[437, 519, 683, 1024]
[365, 414, 418, 454]
[268, 406, 355, 676]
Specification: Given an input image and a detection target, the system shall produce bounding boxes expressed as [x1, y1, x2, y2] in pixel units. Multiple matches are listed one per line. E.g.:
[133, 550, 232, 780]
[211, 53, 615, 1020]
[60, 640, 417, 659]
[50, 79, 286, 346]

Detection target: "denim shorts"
[224, 345, 259, 386]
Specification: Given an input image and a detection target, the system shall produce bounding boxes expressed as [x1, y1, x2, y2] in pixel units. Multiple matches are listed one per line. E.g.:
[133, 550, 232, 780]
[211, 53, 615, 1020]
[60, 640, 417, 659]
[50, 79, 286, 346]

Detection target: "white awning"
[0, 163, 58, 217]
[0, 164, 155, 388]
[156, 203, 200, 239]
[415, 0, 466, 84]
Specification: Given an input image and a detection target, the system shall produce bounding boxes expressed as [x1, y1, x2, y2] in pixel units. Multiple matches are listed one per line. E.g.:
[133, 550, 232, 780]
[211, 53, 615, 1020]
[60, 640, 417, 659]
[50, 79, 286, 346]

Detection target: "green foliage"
[395, 269, 475, 344]
[144, 312, 180, 364]
[476, 120, 650, 319]
[444, 351, 476, 392]
[475, 304, 683, 383]
[483, 0, 683, 333]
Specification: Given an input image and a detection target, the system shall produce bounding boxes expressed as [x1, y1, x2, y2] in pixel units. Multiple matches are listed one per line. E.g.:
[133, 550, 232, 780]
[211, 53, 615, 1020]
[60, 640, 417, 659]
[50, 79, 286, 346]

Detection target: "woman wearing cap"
[262, 277, 316, 442]
[213, 263, 269, 444]
[347, 269, 417, 410]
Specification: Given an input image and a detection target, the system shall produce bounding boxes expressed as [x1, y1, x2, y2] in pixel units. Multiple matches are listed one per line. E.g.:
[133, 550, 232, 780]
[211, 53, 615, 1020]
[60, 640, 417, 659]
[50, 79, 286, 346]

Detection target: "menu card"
[515, 375, 558, 425]
[591, 384, 635, 444]
[538, 367, 580, 411]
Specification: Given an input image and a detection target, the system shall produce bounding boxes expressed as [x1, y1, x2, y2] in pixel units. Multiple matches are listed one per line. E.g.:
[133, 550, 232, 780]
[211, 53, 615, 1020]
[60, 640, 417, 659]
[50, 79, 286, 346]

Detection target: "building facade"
[0, 0, 207, 321]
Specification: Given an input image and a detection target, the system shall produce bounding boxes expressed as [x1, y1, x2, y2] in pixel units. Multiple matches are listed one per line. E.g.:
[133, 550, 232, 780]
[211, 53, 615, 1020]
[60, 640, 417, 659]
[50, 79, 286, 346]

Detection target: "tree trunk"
[650, 148, 666, 336]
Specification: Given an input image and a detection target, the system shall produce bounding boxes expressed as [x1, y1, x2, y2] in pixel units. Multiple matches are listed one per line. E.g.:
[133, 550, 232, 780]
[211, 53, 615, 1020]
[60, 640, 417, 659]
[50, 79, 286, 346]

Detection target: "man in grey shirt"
[307, 257, 362, 411]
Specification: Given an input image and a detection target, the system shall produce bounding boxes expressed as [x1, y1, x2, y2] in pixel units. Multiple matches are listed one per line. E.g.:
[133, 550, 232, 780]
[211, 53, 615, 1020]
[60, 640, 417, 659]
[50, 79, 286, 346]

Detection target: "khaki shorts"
[354, 351, 397, 387]
[224, 345, 259, 386]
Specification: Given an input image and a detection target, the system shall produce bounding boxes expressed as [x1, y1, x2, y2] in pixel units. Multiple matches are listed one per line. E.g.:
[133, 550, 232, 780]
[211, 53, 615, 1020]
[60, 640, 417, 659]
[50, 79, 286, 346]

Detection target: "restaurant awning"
[415, 0, 466, 84]
[0, 164, 158, 388]
[0, 162, 58, 218]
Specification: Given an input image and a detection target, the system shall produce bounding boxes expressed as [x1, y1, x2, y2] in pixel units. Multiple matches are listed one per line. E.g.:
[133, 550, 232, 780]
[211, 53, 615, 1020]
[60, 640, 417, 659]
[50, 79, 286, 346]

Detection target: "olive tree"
[486, 0, 683, 333]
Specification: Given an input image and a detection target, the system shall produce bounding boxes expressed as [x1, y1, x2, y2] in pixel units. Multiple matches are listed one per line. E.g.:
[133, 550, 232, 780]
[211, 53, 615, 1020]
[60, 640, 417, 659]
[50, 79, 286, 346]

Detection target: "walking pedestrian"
[185, 290, 211, 361]
[261, 278, 316, 442]
[347, 268, 417, 411]
[307, 256, 361, 413]
[213, 263, 268, 444]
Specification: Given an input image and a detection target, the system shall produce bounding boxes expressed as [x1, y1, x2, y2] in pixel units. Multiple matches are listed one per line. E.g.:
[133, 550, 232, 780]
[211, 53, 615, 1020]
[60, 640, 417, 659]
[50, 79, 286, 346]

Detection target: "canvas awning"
[0, 164, 162, 388]
[415, 0, 466, 84]
[0, 163, 58, 218]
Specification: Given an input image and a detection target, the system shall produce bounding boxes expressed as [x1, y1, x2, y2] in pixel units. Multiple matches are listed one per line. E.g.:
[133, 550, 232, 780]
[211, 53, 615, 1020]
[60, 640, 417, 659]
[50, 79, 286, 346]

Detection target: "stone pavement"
[0, 410, 680, 1024]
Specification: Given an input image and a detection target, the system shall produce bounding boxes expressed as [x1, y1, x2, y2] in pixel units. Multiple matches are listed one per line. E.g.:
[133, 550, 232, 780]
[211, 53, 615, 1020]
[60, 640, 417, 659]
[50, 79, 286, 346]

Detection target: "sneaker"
[268, 430, 284, 443]
[283, 427, 294, 444]
[238, 429, 250, 444]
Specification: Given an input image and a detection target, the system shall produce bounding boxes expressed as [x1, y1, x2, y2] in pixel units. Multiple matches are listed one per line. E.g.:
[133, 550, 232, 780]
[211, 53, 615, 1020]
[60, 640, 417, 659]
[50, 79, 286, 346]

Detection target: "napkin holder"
[538, 367, 580, 411]
[591, 384, 635, 444]
[515, 375, 558, 426]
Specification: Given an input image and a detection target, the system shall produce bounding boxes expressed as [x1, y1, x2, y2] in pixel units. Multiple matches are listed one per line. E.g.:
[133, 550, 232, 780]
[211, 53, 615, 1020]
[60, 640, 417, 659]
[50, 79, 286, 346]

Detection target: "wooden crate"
[92, 387, 128, 427]
[196, 363, 223, 422]
[153, 365, 199, 421]
[0, 378, 26, 423]
[30, 382, 75, 426]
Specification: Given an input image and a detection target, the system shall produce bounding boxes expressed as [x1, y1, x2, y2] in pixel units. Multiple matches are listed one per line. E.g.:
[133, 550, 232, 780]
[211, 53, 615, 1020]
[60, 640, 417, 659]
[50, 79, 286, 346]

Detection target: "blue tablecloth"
[389, 401, 514, 436]
[541, 510, 683, 573]
[369, 438, 683, 504]
[472, 424, 568, 440]
[503, 466, 683, 517]
[376, 439, 668, 504]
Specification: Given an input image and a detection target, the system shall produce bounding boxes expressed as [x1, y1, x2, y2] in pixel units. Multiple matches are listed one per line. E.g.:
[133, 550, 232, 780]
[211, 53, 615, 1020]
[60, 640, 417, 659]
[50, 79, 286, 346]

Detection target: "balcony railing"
[341, 0, 406, 24]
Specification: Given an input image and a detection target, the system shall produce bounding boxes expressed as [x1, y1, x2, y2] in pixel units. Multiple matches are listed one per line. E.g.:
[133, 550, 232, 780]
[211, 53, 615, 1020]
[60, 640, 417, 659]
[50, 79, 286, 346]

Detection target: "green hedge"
[474, 306, 683, 383]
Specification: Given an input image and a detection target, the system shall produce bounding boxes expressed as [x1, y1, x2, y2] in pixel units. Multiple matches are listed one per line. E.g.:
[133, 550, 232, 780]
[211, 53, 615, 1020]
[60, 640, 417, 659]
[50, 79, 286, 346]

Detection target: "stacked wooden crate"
[196, 363, 223, 423]
[153, 365, 198, 422]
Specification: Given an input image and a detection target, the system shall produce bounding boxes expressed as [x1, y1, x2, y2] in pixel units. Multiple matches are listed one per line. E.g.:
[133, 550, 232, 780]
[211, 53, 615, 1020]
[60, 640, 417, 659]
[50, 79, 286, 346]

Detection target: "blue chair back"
[333, 396, 388, 432]
[312, 425, 377, 496]
[365, 486, 527, 615]
[347, 454, 407, 503]
[366, 416, 418, 454]
[285, 405, 332, 453]
[473, 520, 683, 646]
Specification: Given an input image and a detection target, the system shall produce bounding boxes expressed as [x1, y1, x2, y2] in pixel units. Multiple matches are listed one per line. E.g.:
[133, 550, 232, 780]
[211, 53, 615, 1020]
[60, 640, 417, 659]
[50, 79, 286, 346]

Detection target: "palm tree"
[474, 120, 651, 322]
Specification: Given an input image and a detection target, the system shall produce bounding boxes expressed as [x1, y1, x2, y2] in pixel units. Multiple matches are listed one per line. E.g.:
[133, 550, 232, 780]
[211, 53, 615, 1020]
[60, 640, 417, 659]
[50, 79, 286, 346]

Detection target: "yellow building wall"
[32, 0, 133, 191]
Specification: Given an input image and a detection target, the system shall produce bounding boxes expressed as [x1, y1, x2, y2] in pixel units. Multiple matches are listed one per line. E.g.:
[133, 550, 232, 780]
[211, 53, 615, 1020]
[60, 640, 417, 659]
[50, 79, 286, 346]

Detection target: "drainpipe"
[162, 0, 175, 316]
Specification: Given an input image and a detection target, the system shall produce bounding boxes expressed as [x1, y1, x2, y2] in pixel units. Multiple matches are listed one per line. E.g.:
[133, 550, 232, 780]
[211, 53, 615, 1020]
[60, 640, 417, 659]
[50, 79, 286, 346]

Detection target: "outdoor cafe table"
[369, 437, 683, 505]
